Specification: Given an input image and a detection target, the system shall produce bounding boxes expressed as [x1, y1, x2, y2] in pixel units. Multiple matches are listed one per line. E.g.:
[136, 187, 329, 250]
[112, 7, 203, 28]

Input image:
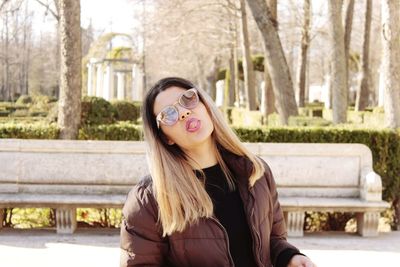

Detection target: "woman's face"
[153, 86, 214, 151]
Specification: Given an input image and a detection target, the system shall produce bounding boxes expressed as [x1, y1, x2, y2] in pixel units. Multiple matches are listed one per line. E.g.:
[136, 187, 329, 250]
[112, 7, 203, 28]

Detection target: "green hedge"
[80, 96, 142, 125]
[81, 96, 116, 125]
[229, 109, 332, 127]
[1, 123, 398, 203]
[233, 127, 400, 202]
[1, 124, 399, 230]
[79, 122, 143, 140]
[0, 123, 59, 139]
[111, 100, 141, 123]
[16, 95, 33, 105]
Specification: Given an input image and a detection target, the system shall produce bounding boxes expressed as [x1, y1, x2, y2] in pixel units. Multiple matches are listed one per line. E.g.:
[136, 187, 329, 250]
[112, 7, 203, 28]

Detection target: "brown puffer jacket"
[120, 149, 299, 267]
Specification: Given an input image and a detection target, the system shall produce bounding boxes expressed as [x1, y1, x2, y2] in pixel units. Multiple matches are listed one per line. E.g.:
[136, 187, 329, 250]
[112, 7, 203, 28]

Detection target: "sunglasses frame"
[156, 88, 199, 128]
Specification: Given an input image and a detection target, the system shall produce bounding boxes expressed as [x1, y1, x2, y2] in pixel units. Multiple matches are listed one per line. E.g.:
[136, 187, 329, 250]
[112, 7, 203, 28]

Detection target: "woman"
[120, 77, 316, 267]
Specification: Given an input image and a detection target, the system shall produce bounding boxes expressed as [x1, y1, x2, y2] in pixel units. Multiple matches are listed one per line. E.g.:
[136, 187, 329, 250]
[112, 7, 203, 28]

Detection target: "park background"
[0, 0, 400, 266]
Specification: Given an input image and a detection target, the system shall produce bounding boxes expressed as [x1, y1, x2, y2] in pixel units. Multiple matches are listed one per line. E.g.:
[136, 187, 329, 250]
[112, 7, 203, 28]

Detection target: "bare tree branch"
[35, 0, 60, 21]
[0, 0, 10, 12]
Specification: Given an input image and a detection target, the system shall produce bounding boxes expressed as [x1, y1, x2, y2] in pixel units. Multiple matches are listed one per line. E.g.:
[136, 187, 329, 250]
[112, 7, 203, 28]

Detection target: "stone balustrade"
[0, 139, 389, 236]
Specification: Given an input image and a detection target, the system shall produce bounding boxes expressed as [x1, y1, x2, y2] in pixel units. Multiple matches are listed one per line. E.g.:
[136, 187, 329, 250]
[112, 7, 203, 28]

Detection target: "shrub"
[30, 95, 57, 113]
[0, 123, 59, 139]
[79, 122, 142, 140]
[111, 100, 140, 122]
[81, 96, 116, 125]
[16, 95, 32, 105]
[46, 103, 58, 123]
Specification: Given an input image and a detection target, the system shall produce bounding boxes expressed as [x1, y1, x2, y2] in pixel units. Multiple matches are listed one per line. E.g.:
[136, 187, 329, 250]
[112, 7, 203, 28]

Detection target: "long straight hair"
[142, 77, 265, 236]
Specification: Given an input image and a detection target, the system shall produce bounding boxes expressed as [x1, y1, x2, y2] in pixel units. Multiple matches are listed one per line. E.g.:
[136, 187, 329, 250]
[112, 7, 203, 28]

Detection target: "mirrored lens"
[160, 106, 179, 125]
[180, 89, 199, 109]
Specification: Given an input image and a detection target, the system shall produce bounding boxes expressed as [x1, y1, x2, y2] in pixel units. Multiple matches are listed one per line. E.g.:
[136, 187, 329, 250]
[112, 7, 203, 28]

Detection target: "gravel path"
[1, 228, 399, 267]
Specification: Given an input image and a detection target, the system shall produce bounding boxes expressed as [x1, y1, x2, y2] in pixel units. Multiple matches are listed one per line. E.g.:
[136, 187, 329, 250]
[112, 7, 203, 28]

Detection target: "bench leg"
[285, 211, 305, 237]
[56, 208, 77, 234]
[357, 212, 379, 237]
[0, 209, 4, 229]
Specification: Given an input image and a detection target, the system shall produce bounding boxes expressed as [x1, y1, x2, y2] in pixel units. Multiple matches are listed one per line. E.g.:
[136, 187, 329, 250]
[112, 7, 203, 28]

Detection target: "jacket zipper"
[244, 188, 264, 267]
[250, 207, 264, 267]
[210, 216, 235, 267]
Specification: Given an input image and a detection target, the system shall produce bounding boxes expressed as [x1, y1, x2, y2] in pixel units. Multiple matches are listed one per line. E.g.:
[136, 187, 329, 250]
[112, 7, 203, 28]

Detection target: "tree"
[57, 0, 82, 139]
[205, 57, 221, 101]
[0, 0, 32, 101]
[246, 0, 298, 125]
[0, 0, 10, 12]
[137, 0, 236, 90]
[260, 0, 277, 124]
[2, 5, 10, 100]
[227, 0, 239, 107]
[381, 0, 400, 129]
[355, 0, 372, 111]
[20, 0, 32, 96]
[295, 0, 311, 108]
[328, 0, 347, 124]
[34, 0, 60, 97]
[343, 0, 354, 95]
[239, 0, 256, 110]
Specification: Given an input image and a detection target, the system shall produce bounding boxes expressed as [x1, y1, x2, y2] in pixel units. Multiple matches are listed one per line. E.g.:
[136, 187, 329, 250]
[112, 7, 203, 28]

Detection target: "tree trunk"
[328, 0, 347, 124]
[233, 24, 240, 107]
[206, 57, 221, 102]
[343, 0, 354, 98]
[246, 0, 298, 125]
[229, 0, 240, 107]
[58, 0, 82, 139]
[4, 11, 10, 101]
[355, 0, 372, 111]
[194, 55, 208, 97]
[295, 0, 311, 108]
[21, 1, 30, 96]
[0, 15, 3, 100]
[381, 0, 400, 129]
[228, 51, 236, 106]
[239, 0, 256, 110]
[261, 0, 277, 125]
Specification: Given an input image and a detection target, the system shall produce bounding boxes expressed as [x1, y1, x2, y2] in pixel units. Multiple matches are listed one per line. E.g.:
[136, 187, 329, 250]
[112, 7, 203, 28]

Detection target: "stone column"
[117, 72, 125, 100]
[215, 80, 224, 107]
[56, 208, 77, 234]
[87, 62, 94, 96]
[104, 64, 114, 101]
[284, 211, 305, 237]
[131, 64, 137, 101]
[132, 64, 143, 101]
[357, 212, 380, 237]
[378, 66, 385, 107]
[96, 64, 103, 98]
[323, 74, 331, 109]
[260, 81, 266, 114]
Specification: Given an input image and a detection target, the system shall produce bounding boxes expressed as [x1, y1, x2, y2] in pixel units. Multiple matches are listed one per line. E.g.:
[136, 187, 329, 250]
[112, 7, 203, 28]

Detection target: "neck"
[184, 138, 218, 169]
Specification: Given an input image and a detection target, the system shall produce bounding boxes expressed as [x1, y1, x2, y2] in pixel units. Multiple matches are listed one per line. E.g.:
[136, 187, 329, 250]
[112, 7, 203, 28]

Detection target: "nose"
[179, 109, 191, 121]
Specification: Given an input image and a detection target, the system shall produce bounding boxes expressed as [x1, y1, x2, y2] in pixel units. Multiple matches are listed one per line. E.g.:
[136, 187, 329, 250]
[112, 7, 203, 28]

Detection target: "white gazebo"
[85, 34, 143, 101]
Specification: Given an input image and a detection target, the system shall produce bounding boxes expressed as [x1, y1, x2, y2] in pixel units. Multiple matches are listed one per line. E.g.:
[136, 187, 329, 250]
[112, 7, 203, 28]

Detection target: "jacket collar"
[219, 148, 256, 200]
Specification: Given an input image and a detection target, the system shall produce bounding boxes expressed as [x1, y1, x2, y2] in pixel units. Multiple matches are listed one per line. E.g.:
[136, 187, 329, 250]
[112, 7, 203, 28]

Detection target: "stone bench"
[0, 139, 389, 236]
[247, 142, 390, 237]
[0, 139, 148, 234]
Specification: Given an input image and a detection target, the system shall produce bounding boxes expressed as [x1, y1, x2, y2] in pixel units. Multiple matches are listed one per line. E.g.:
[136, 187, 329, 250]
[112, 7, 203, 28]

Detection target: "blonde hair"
[142, 77, 264, 236]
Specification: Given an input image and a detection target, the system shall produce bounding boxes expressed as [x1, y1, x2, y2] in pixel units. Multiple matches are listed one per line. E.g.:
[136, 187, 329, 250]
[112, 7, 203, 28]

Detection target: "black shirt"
[197, 163, 302, 267]
[199, 163, 258, 267]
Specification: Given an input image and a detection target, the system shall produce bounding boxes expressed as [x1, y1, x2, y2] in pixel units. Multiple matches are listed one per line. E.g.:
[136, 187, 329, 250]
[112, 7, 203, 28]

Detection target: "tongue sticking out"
[186, 119, 201, 132]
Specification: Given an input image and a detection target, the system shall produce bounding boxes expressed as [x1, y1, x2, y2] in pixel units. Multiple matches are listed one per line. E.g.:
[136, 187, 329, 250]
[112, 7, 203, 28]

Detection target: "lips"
[186, 118, 201, 132]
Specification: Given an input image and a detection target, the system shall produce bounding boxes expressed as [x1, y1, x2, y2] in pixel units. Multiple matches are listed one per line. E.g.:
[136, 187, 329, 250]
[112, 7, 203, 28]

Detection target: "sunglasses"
[156, 88, 200, 128]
